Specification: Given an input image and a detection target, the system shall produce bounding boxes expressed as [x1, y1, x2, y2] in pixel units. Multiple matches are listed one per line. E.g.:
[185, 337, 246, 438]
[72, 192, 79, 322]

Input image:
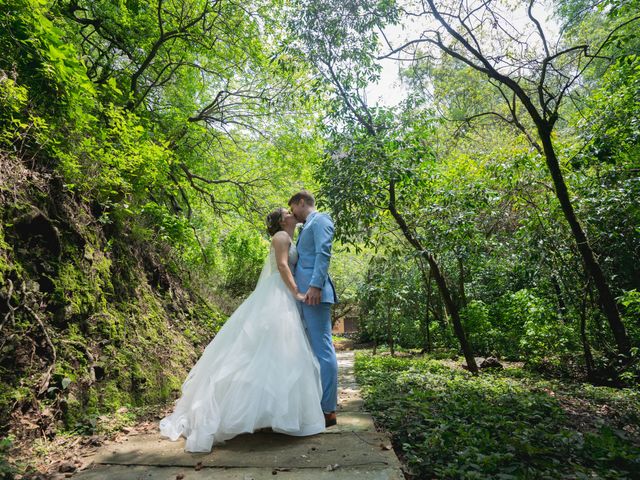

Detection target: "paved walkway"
[73, 351, 405, 479]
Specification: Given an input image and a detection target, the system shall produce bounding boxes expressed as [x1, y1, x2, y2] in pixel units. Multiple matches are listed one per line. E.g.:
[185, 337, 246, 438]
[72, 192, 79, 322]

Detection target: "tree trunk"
[388, 181, 478, 373]
[551, 274, 567, 321]
[457, 256, 467, 308]
[386, 305, 394, 357]
[426, 253, 477, 372]
[432, 302, 447, 332]
[417, 259, 433, 353]
[423, 309, 432, 353]
[580, 280, 596, 382]
[413, 0, 630, 362]
[423, 269, 433, 353]
[539, 128, 631, 359]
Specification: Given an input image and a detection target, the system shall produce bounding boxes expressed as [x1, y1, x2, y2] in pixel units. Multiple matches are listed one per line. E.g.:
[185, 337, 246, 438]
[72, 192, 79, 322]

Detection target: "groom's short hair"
[288, 190, 315, 207]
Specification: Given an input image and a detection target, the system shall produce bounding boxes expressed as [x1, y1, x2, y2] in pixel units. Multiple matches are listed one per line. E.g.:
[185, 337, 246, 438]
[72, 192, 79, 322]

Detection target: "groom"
[288, 190, 338, 427]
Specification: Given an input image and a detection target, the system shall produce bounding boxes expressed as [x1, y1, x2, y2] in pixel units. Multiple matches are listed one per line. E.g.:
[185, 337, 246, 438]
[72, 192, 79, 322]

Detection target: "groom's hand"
[304, 287, 322, 305]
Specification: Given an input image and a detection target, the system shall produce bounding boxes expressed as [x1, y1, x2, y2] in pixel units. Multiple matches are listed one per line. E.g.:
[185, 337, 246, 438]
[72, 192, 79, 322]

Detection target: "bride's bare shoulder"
[271, 231, 291, 246]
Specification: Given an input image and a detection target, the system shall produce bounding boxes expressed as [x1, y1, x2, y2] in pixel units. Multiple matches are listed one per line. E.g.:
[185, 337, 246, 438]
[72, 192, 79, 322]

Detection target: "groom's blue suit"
[295, 211, 338, 413]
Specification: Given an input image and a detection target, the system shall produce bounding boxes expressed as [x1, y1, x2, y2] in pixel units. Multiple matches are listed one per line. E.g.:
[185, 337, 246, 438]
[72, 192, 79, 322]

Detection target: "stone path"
[73, 351, 405, 479]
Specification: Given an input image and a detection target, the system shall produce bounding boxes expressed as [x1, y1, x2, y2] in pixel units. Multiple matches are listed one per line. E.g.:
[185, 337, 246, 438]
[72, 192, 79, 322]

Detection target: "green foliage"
[358, 253, 429, 351]
[55, 105, 171, 207]
[220, 226, 269, 297]
[1, 0, 639, 468]
[356, 353, 640, 479]
[569, 54, 640, 300]
[620, 290, 640, 353]
[620, 290, 640, 318]
[0, 436, 17, 480]
[0, 0, 94, 101]
[295, 0, 640, 379]
[327, 245, 369, 323]
[0, 4, 309, 472]
[1, 0, 328, 450]
[292, 0, 399, 115]
[0, 76, 41, 147]
[318, 106, 437, 244]
[494, 290, 572, 363]
[460, 300, 498, 355]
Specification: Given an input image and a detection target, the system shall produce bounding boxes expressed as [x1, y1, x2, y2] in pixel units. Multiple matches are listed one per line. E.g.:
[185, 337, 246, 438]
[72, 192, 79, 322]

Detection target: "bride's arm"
[272, 232, 305, 301]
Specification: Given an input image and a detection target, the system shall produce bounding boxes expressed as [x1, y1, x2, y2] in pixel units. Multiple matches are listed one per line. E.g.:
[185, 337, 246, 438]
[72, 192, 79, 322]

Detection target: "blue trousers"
[300, 303, 338, 413]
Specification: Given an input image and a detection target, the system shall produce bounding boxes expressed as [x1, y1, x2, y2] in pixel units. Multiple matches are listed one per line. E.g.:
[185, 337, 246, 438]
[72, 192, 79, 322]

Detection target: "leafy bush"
[492, 289, 572, 363]
[620, 290, 640, 345]
[461, 300, 501, 356]
[221, 227, 269, 296]
[0, 437, 17, 480]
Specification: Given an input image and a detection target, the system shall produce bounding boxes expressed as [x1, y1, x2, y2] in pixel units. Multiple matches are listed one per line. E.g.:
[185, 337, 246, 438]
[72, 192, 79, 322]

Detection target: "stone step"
[74, 464, 404, 479]
[92, 429, 391, 468]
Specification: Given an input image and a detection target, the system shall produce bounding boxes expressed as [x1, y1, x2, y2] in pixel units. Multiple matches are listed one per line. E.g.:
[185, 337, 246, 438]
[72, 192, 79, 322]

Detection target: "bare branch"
[528, 0, 550, 59]
[376, 37, 434, 61]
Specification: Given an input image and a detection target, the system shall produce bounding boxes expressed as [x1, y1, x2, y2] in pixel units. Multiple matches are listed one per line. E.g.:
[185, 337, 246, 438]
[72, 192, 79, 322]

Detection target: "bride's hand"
[295, 292, 306, 302]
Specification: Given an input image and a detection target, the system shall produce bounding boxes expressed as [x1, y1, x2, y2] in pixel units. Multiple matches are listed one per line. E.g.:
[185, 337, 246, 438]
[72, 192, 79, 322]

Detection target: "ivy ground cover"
[355, 353, 640, 479]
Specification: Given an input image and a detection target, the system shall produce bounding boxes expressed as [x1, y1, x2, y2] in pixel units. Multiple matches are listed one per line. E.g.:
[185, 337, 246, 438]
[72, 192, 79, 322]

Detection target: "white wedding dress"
[159, 241, 325, 452]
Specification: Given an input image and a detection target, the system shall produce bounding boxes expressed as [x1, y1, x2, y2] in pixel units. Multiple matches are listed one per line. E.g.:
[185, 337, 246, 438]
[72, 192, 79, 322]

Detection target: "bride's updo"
[266, 207, 286, 237]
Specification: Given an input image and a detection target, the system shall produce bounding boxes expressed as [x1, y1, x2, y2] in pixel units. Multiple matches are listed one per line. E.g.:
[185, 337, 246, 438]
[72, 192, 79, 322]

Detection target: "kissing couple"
[160, 190, 338, 452]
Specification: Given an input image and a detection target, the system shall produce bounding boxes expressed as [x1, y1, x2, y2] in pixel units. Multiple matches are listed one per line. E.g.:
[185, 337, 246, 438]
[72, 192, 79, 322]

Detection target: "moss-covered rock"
[0, 154, 224, 441]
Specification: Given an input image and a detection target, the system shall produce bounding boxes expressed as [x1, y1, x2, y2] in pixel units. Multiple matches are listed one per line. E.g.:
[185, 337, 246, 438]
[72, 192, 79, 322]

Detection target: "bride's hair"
[266, 207, 286, 237]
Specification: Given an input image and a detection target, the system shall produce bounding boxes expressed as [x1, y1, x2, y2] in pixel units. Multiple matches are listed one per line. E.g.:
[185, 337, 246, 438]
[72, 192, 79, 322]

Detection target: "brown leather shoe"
[324, 412, 337, 427]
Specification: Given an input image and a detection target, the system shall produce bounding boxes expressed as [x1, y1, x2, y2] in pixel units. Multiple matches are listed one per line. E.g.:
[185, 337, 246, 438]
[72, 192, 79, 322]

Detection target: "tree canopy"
[0, 0, 639, 473]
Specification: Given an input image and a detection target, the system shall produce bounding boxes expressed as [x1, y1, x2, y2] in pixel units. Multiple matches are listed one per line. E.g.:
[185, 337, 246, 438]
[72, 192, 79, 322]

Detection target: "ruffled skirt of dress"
[159, 272, 325, 452]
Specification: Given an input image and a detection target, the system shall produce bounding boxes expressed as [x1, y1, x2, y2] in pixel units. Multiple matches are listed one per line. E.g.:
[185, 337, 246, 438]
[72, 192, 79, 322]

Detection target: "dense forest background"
[0, 0, 638, 472]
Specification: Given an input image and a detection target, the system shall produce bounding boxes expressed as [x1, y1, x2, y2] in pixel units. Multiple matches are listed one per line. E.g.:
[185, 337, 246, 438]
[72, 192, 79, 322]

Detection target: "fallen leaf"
[195, 461, 203, 471]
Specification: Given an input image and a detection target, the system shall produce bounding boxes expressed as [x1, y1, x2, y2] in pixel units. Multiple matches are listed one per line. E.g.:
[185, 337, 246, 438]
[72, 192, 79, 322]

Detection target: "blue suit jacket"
[295, 212, 337, 304]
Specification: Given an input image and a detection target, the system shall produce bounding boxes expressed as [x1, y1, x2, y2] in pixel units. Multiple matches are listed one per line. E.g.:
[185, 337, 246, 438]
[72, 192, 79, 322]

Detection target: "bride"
[159, 208, 325, 452]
